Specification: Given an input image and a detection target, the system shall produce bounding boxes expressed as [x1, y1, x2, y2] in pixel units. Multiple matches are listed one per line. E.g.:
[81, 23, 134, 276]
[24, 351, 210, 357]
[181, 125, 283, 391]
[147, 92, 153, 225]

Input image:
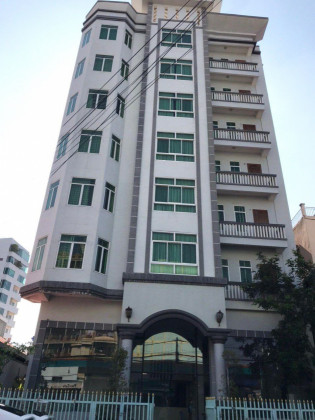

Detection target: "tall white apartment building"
[22, 0, 295, 414]
[0, 238, 29, 340]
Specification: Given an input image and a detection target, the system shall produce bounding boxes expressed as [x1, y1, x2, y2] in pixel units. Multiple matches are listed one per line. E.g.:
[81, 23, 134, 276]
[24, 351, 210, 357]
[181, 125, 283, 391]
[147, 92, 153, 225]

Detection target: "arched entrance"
[118, 310, 228, 420]
[131, 331, 207, 420]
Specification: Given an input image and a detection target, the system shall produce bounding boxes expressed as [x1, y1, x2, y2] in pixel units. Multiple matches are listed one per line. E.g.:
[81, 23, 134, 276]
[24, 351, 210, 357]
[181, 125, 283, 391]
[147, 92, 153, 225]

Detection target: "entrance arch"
[118, 310, 229, 420]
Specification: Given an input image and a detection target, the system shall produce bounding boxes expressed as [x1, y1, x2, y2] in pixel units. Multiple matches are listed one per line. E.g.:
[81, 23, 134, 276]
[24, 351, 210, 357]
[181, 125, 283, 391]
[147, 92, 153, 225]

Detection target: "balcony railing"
[210, 59, 258, 72]
[214, 128, 270, 143]
[225, 283, 251, 300]
[220, 222, 286, 240]
[216, 172, 277, 188]
[211, 91, 264, 104]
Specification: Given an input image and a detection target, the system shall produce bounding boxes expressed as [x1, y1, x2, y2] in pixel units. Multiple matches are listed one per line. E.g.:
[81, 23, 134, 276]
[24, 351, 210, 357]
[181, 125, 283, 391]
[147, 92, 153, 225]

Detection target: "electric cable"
[50, 1, 219, 177]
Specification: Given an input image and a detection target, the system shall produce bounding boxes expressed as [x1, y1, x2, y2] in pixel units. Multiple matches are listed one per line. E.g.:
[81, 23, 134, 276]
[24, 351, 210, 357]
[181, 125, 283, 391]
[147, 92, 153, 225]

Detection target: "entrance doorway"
[130, 332, 208, 420]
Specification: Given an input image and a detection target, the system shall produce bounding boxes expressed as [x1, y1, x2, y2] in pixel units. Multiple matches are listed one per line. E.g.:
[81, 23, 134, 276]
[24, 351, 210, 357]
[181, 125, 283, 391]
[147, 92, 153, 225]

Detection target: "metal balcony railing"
[225, 283, 251, 300]
[216, 171, 277, 188]
[220, 222, 286, 240]
[211, 91, 264, 104]
[209, 59, 258, 72]
[214, 128, 270, 143]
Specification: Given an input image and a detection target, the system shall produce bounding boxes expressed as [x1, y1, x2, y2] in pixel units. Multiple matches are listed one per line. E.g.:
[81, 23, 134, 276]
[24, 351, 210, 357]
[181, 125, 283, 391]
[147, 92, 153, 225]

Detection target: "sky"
[0, 0, 314, 344]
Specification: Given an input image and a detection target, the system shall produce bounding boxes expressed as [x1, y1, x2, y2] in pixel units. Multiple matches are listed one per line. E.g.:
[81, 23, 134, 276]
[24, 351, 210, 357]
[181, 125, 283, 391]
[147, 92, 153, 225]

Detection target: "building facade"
[0, 238, 29, 340]
[292, 203, 315, 263]
[21, 0, 295, 416]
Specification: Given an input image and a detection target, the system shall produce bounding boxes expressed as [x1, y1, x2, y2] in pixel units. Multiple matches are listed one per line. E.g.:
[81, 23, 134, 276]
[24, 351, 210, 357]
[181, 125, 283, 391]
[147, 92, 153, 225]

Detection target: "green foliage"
[107, 347, 128, 393]
[0, 341, 34, 375]
[241, 251, 315, 398]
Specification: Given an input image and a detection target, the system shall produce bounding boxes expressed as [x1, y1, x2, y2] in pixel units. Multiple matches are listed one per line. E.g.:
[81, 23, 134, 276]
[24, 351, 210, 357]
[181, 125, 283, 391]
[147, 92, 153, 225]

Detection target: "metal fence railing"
[206, 397, 315, 419]
[0, 389, 154, 420]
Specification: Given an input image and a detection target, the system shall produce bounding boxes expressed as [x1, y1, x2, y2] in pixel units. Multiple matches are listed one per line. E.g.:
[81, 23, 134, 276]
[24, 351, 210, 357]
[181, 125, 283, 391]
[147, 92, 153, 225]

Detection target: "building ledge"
[122, 272, 227, 286]
[20, 281, 123, 303]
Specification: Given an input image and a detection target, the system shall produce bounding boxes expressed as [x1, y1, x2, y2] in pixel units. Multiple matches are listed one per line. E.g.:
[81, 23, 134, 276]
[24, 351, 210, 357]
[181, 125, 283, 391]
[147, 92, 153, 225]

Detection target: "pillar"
[121, 337, 133, 386]
[209, 336, 227, 397]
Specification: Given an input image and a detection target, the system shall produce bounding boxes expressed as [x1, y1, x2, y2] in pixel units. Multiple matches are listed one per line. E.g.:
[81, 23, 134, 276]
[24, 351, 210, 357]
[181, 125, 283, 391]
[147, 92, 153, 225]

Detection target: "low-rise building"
[292, 204, 315, 262]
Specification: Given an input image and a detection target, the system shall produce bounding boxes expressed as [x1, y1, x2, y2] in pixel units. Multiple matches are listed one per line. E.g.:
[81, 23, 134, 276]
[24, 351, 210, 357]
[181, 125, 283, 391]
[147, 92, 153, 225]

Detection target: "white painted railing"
[225, 283, 250, 300]
[0, 389, 155, 420]
[209, 59, 258, 72]
[206, 397, 315, 420]
[211, 91, 264, 104]
[214, 128, 270, 143]
[216, 172, 277, 187]
[220, 222, 286, 240]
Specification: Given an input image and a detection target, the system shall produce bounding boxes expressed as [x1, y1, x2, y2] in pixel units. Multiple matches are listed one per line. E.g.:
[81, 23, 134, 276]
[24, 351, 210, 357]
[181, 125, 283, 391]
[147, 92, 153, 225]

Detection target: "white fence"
[0, 389, 154, 420]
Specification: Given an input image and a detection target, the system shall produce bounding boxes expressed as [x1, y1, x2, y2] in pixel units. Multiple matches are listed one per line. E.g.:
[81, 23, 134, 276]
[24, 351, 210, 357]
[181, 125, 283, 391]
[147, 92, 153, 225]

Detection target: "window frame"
[124, 30, 132, 48]
[55, 235, 87, 269]
[82, 29, 91, 47]
[226, 122, 236, 130]
[78, 130, 102, 154]
[215, 160, 221, 172]
[158, 92, 194, 118]
[160, 59, 193, 80]
[3, 267, 15, 278]
[120, 60, 129, 80]
[68, 178, 95, 206]
[151, 232, 198, 275]
[110, 135, 121, 162]
[87, 89, 108, 109]
[66, 93, 78, 115]
[234, 206, 246, 223]
[75, 58, 85, 78]
[57, 134, 69, 160]
[218, 204, 224, 222]
[93, 55, 113, 72]
[95, 238, 110, 274]
[156, 132, 194, 162]
[103, 182, 116, 213]
[45, 181, 59, 210]
[161, 29, 192, 48]
[32, 237, 47, 272]
[116, 95, 125, 118]
[239, 260, 252, 283]
[154, 178, 196, 213]
[222, 259, 229, 281]
[230, 161, 240, 172]
[100, 25, 118, 41]
[0, 279, 11, 291]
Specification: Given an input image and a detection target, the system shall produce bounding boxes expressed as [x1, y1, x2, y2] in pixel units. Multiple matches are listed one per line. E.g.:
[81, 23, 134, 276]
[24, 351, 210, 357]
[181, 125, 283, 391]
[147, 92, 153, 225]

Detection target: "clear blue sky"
[0, 0, 314, 343]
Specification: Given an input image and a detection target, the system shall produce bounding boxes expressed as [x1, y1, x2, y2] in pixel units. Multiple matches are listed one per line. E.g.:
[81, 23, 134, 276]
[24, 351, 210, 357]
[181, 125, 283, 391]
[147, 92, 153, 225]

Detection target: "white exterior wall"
[0, 238, 29, 340]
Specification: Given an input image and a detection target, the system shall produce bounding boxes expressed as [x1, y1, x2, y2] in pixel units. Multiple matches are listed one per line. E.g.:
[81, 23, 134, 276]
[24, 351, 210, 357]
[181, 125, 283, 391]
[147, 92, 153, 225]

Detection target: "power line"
[50, 1, 220, 178]
[59, 0, 205, 139]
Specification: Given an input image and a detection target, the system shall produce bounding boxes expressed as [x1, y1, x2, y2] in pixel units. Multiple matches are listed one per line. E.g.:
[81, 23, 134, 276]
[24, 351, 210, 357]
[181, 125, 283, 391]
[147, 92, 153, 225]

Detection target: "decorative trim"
[144, 15, 161, 273]
[82, 14, 146, 34]
[202, 11, 222, 278]
[117, 309, 231, 339]
[20, 281, 123, 301]
[126, 3, 153, 273]
[229, 329, 272, 338]
[193, 25, 205, 277]
[122, 272, 227, 286]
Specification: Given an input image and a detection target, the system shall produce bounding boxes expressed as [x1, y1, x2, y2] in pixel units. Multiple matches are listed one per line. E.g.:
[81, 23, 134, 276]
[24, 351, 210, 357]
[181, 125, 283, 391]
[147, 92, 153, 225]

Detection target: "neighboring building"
[292, 203, 315, 262]
[21, 0, 295, 415]
[0, 238, 29, 340]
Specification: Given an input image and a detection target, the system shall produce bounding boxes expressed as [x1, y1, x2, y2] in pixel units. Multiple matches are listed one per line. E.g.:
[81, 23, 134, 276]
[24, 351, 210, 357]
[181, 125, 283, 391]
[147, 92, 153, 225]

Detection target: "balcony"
[211, 91, 265, 117]
[214, 128, 271, 153]
[225, 283, 251, 301]
[209, 59, 259, 83]
[220, 221, 287, 248]
[216, 171, 278, 198]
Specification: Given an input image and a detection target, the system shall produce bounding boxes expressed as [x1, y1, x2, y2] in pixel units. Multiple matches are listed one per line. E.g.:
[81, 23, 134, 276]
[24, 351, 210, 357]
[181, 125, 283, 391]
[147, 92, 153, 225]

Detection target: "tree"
[107, 347, 128, 393]
[0, 341, 34, 376]
[241, 251, 315, 398]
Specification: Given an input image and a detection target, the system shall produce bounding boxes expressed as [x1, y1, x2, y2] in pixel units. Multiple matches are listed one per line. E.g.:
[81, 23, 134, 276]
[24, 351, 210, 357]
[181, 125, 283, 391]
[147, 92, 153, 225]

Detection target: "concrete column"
[213, 339, 226, 397]
[121, 337, 133, 386]
[208, 338, 216, 396]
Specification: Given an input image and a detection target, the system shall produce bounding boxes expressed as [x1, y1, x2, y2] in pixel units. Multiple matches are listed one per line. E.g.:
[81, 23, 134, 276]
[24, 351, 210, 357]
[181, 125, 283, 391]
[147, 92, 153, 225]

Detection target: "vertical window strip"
[46, 181, 59, 210]
[103, 182, 116, 212]
[66, 93, 78, 115]
[110, 135, 121, 161]
[32, 237, 47, 272]
[95, 238, 109, 274]
[75, 58, 85, 78]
